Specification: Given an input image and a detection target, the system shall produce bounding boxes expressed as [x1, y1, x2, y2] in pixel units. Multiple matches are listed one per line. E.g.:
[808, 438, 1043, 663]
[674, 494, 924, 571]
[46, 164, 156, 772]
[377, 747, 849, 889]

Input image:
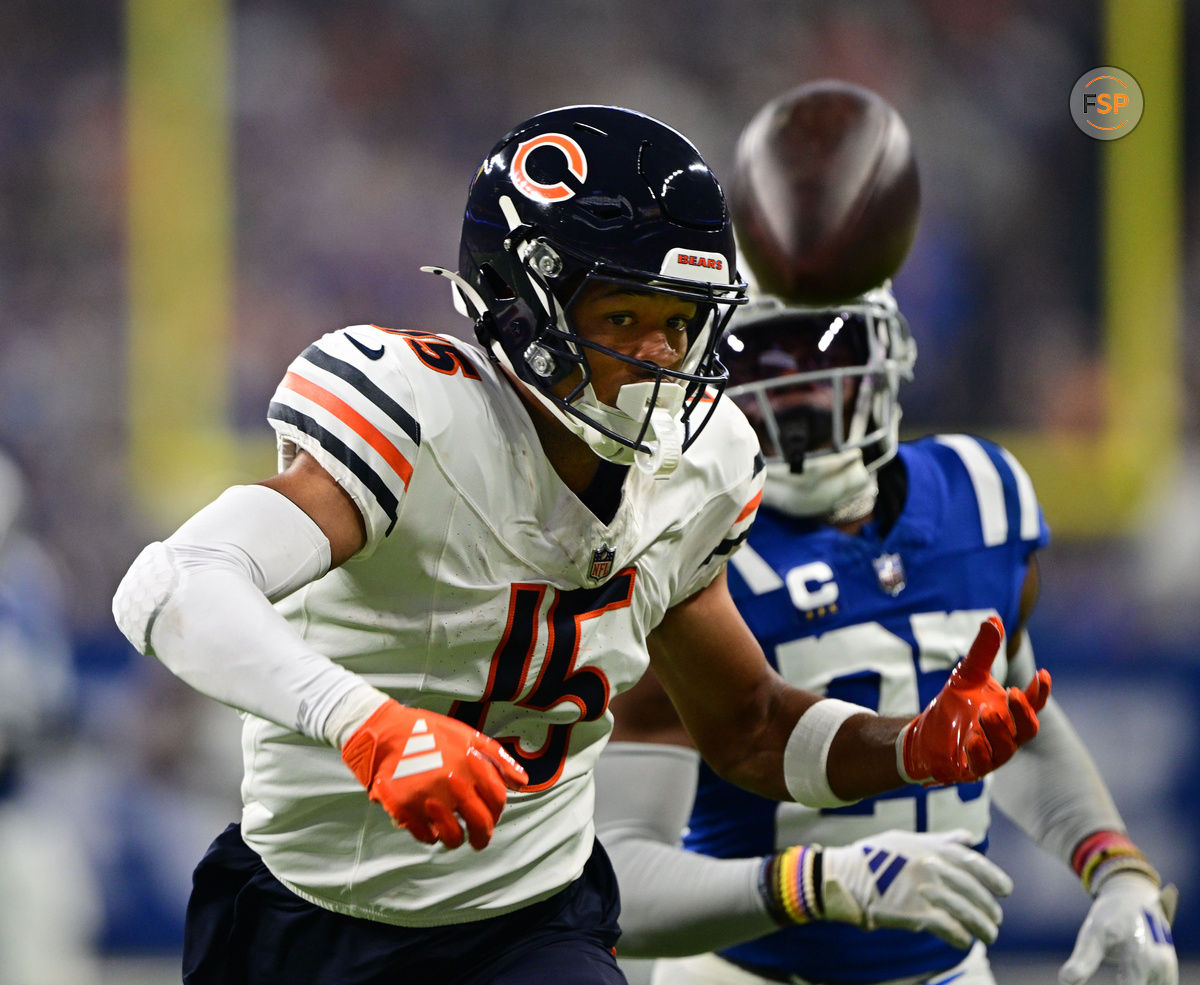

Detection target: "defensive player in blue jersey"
[597, 82, 1178, 985]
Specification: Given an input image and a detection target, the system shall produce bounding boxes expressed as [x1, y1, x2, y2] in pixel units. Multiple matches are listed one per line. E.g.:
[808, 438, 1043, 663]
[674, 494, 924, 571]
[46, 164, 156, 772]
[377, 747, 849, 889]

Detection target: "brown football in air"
[731, 79, 920, 305]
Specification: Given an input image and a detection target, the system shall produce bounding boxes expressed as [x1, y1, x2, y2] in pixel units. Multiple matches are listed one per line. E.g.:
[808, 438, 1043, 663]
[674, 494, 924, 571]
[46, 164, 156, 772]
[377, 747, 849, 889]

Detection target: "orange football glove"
[901, 616, 1051, 786]
[341, 701, 528, 851]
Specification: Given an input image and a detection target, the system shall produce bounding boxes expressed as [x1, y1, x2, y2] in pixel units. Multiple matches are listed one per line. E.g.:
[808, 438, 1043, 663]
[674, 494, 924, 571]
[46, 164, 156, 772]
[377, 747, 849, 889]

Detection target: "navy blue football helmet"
[425, 105, 746, 473]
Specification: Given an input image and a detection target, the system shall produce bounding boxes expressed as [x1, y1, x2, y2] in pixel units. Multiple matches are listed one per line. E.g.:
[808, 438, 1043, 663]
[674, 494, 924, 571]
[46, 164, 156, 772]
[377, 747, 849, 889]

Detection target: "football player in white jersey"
[113, 104, 1050, 985]
[596, 83, 1178, 985]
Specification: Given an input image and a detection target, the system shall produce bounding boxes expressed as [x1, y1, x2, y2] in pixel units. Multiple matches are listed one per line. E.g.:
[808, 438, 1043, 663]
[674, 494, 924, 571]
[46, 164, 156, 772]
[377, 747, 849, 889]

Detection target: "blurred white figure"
[0, 450, 102, 985]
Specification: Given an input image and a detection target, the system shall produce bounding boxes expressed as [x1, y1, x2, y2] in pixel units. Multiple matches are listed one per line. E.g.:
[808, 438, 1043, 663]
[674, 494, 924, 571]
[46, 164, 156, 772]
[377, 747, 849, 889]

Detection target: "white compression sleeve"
[991, 636, 1124, 865]
[112, 485, 386, 744]
[990, 696, 1125, 865]
[594, 742, 777, 958]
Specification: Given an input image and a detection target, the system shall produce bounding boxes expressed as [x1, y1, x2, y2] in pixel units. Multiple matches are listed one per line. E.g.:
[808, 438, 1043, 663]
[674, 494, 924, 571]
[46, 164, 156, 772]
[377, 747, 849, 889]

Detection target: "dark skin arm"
[617, 567, 908, 802]
[614, 560, 1045, 802]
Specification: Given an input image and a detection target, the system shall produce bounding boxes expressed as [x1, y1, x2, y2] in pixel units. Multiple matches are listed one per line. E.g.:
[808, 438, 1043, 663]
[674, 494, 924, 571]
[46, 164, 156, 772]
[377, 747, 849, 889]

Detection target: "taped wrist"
[1072, 830, 1161, 895]
[325, 682, 392, 748]
[784, 699, 872, 807]
[761, 845, 823, 925]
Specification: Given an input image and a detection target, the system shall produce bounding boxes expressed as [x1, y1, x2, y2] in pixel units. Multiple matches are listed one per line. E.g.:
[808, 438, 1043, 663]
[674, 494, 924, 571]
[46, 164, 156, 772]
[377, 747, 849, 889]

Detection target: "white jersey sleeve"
[267, 324, 427, 553]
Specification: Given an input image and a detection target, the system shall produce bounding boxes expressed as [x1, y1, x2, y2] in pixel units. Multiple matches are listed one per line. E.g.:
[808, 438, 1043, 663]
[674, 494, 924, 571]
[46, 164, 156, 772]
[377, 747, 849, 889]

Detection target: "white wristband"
[324, 682, 392, 748]
[783, 699, 872, 808]
[895, 726, 923, 783]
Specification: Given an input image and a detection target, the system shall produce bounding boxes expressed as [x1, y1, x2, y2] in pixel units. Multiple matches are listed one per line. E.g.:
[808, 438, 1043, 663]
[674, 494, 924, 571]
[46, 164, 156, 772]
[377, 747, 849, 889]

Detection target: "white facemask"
[761, 447, 878, 524]
[549, 378, 686, 478]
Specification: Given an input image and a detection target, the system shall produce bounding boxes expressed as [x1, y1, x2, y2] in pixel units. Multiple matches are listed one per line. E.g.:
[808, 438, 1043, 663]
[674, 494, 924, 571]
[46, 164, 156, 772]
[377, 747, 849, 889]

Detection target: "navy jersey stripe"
[301, 344, 421, 448]
[268, 402, 399, 535]
[703, 529, 750, 567]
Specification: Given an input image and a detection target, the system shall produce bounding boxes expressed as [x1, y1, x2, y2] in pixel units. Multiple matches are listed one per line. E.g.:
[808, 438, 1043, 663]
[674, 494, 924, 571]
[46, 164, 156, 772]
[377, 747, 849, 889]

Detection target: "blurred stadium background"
[0, 1, 1195, 981]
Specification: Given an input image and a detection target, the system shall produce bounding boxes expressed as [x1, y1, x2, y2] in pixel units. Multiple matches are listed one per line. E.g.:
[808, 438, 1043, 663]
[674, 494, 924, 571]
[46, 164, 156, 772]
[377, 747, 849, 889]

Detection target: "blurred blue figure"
[0, 448, 102, 985]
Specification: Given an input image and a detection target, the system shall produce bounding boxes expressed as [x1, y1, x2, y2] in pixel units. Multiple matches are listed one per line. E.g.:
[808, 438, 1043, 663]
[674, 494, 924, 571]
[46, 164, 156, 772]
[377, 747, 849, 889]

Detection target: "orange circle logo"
[510, 133, 588, 203]
[1069, 66, 1144, 140]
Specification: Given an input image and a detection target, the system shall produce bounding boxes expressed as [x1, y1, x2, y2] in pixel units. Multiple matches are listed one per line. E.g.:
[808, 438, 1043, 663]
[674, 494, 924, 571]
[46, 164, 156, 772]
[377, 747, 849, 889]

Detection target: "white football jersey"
[244, 324, 763, 926]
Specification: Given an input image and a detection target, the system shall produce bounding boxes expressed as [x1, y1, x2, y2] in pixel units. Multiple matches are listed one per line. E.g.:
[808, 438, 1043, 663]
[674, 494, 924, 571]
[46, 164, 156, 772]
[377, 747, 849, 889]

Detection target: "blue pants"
[183, 823, 625, 985]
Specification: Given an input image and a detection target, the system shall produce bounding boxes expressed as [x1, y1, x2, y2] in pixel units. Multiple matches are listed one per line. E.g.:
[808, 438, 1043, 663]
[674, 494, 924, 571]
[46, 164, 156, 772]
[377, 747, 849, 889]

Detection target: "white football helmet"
[722, 281, 915, 474]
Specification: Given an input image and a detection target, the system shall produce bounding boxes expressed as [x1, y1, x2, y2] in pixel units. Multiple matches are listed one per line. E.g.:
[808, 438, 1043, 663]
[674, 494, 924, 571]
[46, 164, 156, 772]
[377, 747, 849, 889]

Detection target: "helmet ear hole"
[476, 263, 544, 352]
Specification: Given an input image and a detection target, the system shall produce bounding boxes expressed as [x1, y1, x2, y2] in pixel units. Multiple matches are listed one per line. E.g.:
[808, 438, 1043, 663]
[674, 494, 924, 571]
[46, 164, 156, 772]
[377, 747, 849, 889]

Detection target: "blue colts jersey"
[683, 434, 1049, 983]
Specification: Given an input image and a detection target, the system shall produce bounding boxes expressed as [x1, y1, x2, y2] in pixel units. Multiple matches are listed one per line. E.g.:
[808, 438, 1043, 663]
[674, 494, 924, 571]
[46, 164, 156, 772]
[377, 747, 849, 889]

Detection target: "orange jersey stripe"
[282, 372, 414, 489]
[736, 489, 763, 524]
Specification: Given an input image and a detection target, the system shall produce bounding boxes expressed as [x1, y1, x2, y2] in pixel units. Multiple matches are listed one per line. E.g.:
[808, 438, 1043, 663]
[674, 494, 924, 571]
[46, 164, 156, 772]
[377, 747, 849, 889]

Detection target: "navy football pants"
[183, 823, 626, 985]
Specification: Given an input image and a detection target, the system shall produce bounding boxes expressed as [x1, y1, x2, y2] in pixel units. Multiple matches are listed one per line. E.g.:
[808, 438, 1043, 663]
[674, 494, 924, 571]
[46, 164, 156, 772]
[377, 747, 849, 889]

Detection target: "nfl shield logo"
[589, 545, 615, 582]
[873, 552, 907, 596]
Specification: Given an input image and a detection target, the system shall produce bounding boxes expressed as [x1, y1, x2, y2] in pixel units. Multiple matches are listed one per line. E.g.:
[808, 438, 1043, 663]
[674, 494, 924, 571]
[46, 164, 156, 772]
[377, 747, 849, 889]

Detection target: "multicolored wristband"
[760, 845, 822, 925]
[1071, 830, 1160, 895]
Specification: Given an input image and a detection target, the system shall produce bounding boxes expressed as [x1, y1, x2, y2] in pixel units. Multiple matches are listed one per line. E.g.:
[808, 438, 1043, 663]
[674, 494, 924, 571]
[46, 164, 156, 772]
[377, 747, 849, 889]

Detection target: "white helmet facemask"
[760, 451, 879, 524]
[505, 343, 691, 478]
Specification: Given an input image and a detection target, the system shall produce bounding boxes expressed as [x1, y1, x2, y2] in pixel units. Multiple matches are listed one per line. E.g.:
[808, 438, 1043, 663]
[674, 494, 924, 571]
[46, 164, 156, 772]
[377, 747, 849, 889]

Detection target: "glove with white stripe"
[341, 700, 528, 851]
[763, 828, 1012, 948]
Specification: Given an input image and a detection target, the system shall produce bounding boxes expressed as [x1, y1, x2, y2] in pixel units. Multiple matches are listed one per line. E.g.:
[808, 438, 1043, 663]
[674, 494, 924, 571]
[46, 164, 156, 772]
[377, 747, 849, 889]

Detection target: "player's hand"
[1059, 873, 1179, 985]
[341, 700, 527, 851]
[820, 828, 1012, 948]
[901, 616, 1051, 785]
